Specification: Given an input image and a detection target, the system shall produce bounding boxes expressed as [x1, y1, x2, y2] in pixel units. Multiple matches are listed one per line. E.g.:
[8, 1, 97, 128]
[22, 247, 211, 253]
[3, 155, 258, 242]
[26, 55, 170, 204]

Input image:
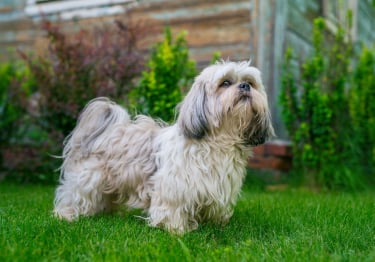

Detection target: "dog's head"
[178, 60, 274, 146]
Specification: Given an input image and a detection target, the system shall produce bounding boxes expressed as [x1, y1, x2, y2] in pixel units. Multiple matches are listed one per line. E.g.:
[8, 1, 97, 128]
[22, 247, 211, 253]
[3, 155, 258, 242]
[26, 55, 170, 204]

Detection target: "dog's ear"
[178, 80, 209, 139]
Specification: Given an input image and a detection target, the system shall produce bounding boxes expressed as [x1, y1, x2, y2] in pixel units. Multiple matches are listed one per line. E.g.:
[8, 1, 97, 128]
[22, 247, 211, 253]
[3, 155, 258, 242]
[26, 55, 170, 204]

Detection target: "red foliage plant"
[20, 18, 145, 137]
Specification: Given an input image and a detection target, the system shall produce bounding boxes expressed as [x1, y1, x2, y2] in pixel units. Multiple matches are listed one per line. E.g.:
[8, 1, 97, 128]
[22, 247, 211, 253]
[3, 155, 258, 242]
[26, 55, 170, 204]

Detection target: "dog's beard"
[233, 89, 252, 106]
[222, 87, 274, 146]
[243, 111, 272, 146]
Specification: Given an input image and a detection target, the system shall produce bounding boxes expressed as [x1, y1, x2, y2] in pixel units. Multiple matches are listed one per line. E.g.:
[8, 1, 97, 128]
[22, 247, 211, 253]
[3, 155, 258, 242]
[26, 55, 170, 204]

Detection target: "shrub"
[20, 19, 144, 137]
[0, 62, 31, 164]
[349, 47, 375, 179]
[1, 137, 60, 184]
[0, 62, 57, 183]
[279, 17, 361, 189]
[9, 19, 145, 183]
[130, 27, 196, 122]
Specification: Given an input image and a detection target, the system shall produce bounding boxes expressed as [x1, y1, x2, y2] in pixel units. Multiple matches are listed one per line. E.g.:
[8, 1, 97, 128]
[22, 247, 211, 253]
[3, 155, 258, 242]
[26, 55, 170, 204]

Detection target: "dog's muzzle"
[237, 82, 252, 100]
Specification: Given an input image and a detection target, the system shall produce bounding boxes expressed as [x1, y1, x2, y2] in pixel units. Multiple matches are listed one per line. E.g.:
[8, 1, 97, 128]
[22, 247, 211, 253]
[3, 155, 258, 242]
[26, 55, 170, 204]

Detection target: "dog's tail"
[63, 97, 130, 159]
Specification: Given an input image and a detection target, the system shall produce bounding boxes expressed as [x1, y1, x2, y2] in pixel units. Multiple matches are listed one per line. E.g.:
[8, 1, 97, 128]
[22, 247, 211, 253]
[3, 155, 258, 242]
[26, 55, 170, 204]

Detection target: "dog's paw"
[53, 207, 78, 222]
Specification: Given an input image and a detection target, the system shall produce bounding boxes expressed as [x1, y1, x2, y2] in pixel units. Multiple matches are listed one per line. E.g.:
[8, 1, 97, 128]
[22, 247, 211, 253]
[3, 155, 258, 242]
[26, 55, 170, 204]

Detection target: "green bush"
[349, 47, 375, 177]
[0, 62, 57, 183]
[279, 17, 363, 189]
[0, 62, 31, 146]
[130, 27, 196, 122]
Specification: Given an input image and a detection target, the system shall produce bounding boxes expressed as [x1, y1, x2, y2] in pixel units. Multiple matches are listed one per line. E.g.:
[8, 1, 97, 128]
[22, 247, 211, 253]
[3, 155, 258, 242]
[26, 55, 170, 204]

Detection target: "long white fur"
[53, 61, 274, 234]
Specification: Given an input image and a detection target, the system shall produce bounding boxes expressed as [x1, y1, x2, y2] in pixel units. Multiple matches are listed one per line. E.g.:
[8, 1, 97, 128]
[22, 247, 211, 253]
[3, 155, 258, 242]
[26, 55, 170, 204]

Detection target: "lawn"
[0, 182, 374, 261]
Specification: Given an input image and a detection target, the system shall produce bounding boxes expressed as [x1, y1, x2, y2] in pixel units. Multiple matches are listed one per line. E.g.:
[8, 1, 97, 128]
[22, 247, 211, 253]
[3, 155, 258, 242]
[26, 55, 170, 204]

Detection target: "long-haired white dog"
[53, 61, 274, 234]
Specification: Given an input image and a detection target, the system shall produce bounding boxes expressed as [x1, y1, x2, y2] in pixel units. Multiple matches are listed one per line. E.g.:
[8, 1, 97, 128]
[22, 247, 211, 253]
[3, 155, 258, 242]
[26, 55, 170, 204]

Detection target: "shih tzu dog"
[53, 60, 274, 234]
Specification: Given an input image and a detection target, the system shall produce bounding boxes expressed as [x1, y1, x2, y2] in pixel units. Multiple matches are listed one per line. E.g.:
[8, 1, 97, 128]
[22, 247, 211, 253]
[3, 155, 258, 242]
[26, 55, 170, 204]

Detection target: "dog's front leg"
[147, 192, 198, 234]
[214, 207, 234, 226]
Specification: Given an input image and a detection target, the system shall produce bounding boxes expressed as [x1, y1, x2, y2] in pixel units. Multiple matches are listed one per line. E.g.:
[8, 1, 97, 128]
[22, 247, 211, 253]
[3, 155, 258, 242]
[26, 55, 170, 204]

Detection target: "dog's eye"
[246, 81, 255, 88]
[220, 80, 232, 87]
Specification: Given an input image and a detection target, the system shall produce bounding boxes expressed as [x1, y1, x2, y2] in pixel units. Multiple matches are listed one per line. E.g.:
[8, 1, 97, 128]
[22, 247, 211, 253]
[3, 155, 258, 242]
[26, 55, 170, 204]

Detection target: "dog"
[53, 60, 274, 234]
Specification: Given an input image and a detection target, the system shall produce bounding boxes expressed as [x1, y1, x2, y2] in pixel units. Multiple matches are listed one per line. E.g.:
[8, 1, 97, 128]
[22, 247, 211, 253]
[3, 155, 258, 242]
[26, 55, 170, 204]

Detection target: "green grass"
[1, 183, 374, 261]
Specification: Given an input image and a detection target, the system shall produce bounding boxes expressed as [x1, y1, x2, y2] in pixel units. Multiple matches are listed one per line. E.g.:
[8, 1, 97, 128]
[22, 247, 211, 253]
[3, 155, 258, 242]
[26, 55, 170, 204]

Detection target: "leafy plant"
[0, 62, 33, 168]
[280, 17, 360, 189]
[130, 27, 196, 122]
[349, 47, 375, 177]
[210, 51, 222, 64]
[8, 19, 145, 183]
[20, 19, 144, 137]
[0, 61, 61, 183]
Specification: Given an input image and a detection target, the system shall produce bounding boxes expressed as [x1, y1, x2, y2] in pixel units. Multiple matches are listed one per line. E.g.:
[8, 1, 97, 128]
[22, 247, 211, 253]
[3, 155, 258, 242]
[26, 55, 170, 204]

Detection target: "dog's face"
[178, 61, 274, 146]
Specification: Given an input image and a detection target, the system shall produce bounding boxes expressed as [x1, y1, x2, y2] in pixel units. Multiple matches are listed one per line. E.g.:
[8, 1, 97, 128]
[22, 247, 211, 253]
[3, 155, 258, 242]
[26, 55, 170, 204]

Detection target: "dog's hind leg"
[53, 97, 130, 220]
[53, 159, 113, 221]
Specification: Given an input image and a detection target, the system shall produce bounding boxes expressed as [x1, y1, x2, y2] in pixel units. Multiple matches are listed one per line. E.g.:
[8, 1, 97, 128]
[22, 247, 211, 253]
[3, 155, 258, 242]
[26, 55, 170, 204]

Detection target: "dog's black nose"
[239, 82, 251, 91]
